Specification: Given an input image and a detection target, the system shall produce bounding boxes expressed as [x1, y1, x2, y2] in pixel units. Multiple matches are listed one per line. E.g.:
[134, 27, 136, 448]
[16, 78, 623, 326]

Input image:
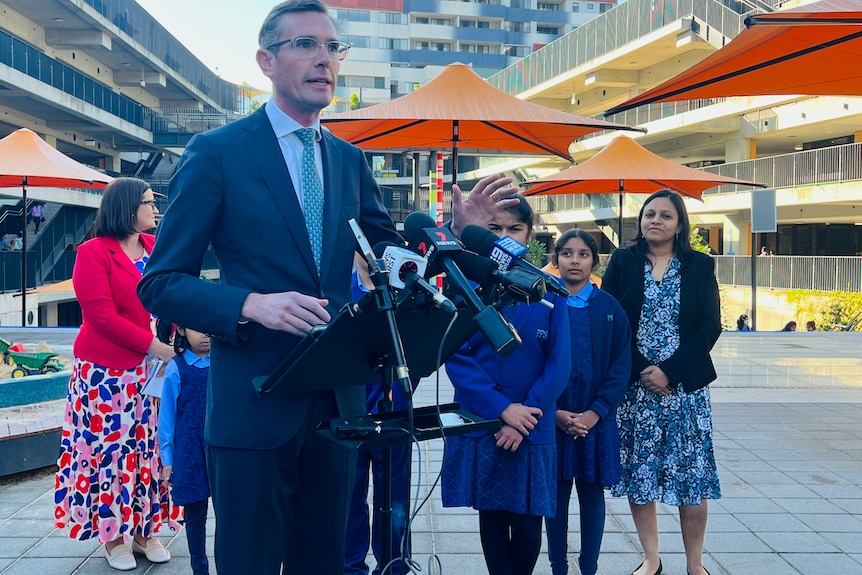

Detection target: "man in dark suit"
[138, 1, 516, 573]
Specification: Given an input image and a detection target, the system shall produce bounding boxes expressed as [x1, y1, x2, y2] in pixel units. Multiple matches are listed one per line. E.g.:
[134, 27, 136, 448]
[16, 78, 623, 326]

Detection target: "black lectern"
[252, 290, 501, 573]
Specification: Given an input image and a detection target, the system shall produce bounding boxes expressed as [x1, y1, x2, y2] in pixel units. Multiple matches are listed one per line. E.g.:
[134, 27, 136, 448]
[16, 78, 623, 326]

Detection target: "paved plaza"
[1, 329, 861, 574]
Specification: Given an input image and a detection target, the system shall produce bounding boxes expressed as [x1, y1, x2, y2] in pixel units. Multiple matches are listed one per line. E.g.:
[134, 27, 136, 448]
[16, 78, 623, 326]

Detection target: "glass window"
[343, 36, 370, 48]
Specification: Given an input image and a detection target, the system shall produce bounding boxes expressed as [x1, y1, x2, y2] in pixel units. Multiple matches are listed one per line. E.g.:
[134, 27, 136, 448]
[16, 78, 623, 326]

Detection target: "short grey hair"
[259, 0, 335, 50]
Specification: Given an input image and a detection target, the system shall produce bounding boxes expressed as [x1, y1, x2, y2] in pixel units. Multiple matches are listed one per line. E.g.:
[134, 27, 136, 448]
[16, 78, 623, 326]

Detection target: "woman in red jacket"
[54, 177, 176, 571]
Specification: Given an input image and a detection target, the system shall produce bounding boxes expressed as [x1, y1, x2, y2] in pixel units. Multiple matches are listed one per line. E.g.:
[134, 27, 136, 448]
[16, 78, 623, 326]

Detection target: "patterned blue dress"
[611, 258, 721, 506]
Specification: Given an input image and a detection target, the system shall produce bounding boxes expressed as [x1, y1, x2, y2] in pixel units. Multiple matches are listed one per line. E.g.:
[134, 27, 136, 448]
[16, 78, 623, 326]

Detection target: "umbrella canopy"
[323, 63, 638, 182]
[522, 136, 763, 241]
[0, 127, 112, 326]
[605, 0, 862, 115]
[0, 128, 113, 189]
[523, 136, 762, 197]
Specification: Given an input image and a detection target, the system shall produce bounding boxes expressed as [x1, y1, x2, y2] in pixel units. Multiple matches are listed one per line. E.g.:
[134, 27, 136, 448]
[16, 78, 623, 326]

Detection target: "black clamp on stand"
[253, 229, 500, 573]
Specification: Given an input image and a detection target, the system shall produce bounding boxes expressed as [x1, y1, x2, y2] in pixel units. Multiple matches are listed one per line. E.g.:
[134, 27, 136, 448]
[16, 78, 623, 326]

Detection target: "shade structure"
[0, 128, 112, 326]
[605, 0, 862, 116]
[323, 63, 638, 183]
[522, 136, 764, 240]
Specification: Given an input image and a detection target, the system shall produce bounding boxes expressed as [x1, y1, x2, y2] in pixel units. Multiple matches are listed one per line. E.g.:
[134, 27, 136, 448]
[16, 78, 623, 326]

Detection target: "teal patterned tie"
[295, 128, 324, 274]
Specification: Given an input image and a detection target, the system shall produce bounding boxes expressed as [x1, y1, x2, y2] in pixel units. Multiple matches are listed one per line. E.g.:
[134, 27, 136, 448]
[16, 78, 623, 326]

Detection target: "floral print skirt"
[54, 358, 165, 542]
[611, 382, 721, 506]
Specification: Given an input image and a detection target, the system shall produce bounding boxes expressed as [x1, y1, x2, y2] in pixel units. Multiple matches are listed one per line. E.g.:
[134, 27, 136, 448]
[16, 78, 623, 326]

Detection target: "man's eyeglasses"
[267, 36, 350, 61]
[140, 199, 157, 207]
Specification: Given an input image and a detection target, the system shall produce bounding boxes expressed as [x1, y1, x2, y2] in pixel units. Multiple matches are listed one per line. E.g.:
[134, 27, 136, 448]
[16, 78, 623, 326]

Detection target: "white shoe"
[104, 543, 136, 571]
[132, 537, 171, 563]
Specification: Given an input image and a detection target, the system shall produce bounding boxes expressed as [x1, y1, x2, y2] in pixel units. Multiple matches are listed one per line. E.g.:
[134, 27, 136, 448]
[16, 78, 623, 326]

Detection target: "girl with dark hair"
[602, 190, 722, 575]
[442, 194, 570, 575]
[544, 229, 631, 575]
[158, 324, 212, 575]
[54, 177, 175, 571]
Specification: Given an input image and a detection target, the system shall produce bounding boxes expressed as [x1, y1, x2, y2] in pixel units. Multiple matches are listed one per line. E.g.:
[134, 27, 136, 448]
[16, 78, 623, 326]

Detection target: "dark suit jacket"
[600, 247, 721, 393]
[138, 108, 401, 449]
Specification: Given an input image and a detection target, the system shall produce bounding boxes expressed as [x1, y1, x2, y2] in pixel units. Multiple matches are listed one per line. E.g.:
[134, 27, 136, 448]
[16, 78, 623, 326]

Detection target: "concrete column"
[725, 135, 754, 163]
[45, 302, 58, 326]
[722, 215, 748, 255]
[106, 154, 121, 173]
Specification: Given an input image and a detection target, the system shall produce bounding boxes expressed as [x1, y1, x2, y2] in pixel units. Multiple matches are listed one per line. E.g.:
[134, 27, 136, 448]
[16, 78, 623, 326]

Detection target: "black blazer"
[138, 108, 402, 449]
[600, 247, 721, 393]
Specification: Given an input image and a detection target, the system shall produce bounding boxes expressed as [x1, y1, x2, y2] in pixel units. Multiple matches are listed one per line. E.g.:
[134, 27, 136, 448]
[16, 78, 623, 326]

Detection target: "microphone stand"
[365, 258, 414, 573]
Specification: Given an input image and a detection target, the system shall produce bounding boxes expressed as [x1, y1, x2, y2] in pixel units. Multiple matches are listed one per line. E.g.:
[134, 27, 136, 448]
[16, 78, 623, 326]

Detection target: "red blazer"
[73, 234, 156, 370]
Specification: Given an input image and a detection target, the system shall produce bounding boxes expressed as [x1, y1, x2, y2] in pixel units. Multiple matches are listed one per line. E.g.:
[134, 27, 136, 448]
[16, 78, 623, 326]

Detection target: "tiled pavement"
[0, 329, 861, 574]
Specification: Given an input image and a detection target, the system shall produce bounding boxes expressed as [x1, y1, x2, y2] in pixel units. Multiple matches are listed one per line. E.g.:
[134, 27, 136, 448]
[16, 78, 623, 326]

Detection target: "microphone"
[455, 250, 550, 308]
[402, 212, 522, 357]
[403, 211, 462, 278]
[460, 225, 570, 298]
[374, 242, 457, 314]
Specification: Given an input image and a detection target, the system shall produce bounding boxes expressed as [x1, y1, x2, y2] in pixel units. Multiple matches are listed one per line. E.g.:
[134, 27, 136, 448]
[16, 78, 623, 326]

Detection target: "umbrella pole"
[21, 179, 27, 327]
[451, 120, 459, 187]
[618, 186, 624, 247]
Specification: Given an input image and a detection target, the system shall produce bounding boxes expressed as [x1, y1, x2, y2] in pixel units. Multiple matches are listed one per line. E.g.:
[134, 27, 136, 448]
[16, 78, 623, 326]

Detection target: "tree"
[526, 239, 547, 268]
[349, 93, 360, 110]
[690, 225, 713, 255]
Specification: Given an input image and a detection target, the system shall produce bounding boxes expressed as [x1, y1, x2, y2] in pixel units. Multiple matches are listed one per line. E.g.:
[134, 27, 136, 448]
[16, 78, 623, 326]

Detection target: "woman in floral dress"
[54, 177, 176, 571]
[601, 190, 722, 575]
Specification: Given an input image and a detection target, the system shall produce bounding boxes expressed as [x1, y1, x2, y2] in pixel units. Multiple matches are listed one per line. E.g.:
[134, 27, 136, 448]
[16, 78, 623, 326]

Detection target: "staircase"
[24, 202, 61, 246]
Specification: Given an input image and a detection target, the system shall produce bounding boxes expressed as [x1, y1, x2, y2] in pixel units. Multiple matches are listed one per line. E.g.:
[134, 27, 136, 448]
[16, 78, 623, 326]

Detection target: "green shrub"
[785, 289, 862, 331]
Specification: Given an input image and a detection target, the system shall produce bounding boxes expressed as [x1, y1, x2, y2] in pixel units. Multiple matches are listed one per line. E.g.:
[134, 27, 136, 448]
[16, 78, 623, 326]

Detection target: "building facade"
[328, 0, 616, 112]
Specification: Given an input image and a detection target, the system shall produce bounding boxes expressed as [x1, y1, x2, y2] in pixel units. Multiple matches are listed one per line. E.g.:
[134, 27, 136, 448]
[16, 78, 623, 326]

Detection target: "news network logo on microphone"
[489, 236, 528, 271]
[416, 227, 460, 260]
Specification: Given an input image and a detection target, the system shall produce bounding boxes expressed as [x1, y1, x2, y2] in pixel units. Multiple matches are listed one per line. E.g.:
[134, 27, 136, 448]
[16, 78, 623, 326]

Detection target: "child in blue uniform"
[158, 325, 211, 575]
[442, 195, 570, 575]
[544, 229, 632, 575]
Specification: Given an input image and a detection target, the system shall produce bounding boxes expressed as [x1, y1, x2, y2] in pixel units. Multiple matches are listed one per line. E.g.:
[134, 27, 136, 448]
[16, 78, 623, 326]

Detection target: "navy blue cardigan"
[600, 247, 721, 393]
[559, 287, 632, 422]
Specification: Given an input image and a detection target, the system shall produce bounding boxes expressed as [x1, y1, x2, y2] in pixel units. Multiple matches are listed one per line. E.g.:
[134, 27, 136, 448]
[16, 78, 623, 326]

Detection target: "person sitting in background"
[759, 246, 768, 256]
[780, 321, 797, 332]
[736, 315, 750, 332]
[0, 233, 9, 251]
[11, 232, 22, 251]
[806, 321, 816, 332]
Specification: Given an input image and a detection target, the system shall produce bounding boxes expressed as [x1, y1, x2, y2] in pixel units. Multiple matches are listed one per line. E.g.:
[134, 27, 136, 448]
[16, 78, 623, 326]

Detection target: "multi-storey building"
[487, 0, 862, 258]
[328, 0, 617, 112]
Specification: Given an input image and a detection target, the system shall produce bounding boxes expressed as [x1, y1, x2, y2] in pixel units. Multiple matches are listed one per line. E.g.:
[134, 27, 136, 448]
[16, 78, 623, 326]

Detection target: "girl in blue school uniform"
[441, 195, 571, 575]
[157, 323, 211, 575]
[544, 229, 632, 575]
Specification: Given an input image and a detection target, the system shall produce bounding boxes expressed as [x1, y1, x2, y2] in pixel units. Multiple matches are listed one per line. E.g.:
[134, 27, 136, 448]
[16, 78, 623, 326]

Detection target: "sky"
[135, 0, 273, 88]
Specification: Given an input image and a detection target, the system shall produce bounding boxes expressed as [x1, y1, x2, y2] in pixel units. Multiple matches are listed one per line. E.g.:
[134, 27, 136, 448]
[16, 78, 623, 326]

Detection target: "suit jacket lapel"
[243, 110, 318, 279]
[103, 237, 146, 281]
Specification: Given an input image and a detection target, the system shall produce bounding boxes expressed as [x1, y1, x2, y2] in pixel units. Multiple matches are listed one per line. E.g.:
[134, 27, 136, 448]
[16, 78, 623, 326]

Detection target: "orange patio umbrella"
[0, 128, 112, 326]
[522, 136, 763, 239]
[605, 0, 862, 115]
[323, 63, 639, 184]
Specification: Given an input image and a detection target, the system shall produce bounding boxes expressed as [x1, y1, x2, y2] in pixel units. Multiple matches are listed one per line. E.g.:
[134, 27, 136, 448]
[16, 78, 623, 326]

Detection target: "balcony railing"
[702, 142, 862, 195]
[714, 255, 862, 292]
[488, 0, 746, 96]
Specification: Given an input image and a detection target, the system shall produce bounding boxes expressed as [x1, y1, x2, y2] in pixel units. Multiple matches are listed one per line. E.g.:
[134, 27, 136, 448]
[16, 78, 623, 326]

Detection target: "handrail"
[488, 0, 746, 96]
[713, 255, 862, 292]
